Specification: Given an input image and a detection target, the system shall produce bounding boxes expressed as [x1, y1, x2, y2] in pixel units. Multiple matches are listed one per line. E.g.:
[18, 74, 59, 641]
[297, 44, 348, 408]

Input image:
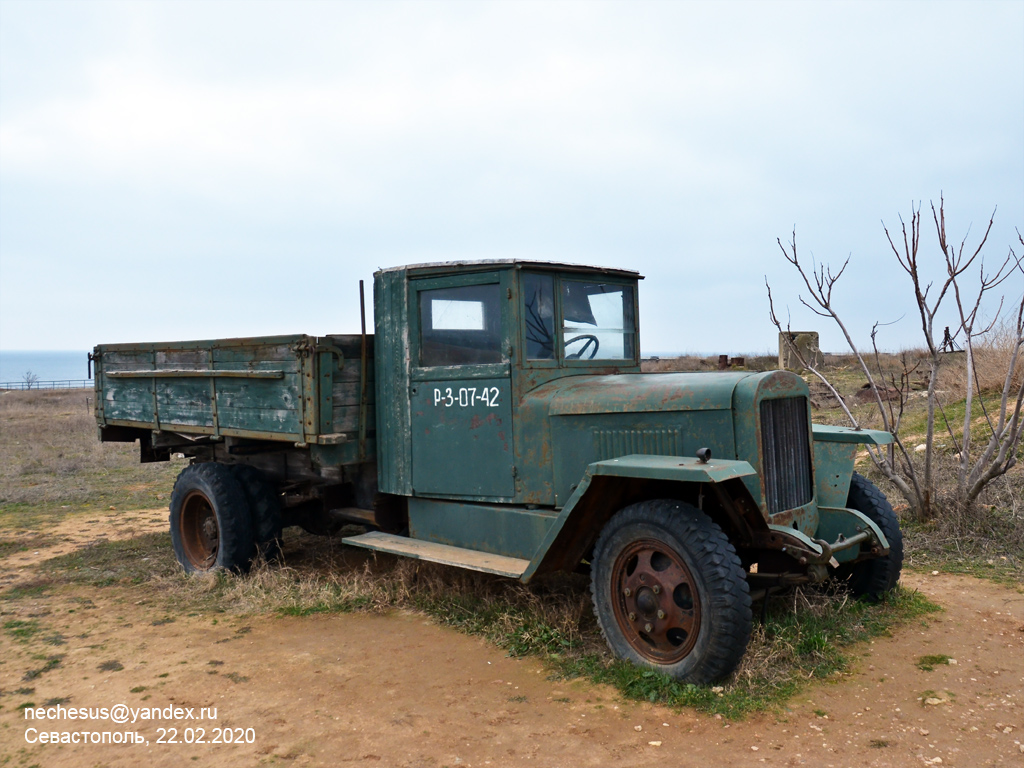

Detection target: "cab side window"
[419, 283, 502, 366]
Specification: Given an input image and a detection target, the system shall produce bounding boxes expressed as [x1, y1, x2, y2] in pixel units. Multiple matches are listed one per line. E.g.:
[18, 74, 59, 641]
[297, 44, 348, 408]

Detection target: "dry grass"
[938, 321, 1024, 398]
[0, 389, 183, 527]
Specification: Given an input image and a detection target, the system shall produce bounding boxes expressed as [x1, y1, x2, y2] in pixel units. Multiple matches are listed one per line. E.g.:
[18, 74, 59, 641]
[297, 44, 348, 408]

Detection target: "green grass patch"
[916, 654, 953, 671]
[278, 595, 373, 616]
[0, 580, 53, 601]
[3, 619, 41, 643]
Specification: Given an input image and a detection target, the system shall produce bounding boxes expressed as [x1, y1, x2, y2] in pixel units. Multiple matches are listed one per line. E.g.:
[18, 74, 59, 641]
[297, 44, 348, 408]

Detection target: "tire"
[837, 472, 904, 600]
[590, 499, 752, 684]
[169, 463, 255, 573]
[230, 465, 284, 561]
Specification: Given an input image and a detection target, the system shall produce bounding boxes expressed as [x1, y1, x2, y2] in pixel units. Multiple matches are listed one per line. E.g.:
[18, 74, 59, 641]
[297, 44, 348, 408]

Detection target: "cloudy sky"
[1, 0, 1021, 355]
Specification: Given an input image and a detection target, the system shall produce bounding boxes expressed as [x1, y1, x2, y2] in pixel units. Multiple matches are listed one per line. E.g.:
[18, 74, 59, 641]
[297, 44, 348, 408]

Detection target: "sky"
[1, 0, 1022, 355]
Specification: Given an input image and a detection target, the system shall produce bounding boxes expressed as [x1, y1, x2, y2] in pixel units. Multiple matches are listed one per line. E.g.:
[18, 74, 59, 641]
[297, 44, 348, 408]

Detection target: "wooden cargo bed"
[94, 334, 375, 452]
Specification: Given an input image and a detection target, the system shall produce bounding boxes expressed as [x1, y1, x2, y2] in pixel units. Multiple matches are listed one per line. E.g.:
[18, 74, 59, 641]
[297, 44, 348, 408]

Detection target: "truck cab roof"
[374, 259, 643, 281]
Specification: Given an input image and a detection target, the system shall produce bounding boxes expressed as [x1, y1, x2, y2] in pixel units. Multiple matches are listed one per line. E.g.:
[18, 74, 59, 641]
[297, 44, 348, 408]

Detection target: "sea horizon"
[0, 350, 91, 384]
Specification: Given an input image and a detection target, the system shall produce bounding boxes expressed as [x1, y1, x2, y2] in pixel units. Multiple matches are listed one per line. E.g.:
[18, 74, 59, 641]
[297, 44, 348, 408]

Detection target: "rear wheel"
[591, 499, 752, 683]
[836, 472, 904, 600]
[230, 465, 284, 561]
[169, 463, 254, 573]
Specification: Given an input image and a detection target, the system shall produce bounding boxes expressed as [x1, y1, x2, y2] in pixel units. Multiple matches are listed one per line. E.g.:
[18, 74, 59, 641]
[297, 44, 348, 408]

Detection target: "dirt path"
[2, 523, 1023, 767]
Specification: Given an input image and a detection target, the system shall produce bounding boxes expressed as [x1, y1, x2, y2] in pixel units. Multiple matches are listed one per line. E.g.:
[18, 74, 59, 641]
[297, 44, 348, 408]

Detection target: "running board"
[342, 531, 529, 578]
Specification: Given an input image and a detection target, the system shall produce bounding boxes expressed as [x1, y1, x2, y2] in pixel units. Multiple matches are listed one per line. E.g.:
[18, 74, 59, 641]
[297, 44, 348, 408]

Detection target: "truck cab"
[374, 260, 640, 502]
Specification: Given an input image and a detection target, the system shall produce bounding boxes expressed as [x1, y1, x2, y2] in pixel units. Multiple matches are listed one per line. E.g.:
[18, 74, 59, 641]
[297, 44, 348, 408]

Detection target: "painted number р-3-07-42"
[433, 386, 501, 408]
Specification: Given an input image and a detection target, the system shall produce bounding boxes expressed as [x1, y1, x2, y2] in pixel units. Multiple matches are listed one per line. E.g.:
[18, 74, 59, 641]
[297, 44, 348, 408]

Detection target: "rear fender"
[521, 454, 768, 582]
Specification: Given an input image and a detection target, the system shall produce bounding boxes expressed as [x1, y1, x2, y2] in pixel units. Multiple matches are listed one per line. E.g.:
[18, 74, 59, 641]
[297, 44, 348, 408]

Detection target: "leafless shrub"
[767, 198, 1024, 522]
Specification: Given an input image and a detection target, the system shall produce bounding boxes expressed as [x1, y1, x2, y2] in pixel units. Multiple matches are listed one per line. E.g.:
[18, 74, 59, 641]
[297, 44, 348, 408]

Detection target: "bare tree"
[767, 197, 1024, 522]
[766, 235, 921, 514]
[22, 370, 39, 390]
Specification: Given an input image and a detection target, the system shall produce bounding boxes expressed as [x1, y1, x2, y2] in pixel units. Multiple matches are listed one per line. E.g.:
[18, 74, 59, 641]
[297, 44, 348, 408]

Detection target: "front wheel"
[836, 472, 904, 600]
[590, 499, 752, 684]
[169, 463, 254, 573]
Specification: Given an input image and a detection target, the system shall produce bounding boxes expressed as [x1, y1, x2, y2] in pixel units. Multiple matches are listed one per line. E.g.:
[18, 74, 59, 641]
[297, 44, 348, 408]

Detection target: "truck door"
[408, 271, 515, 498]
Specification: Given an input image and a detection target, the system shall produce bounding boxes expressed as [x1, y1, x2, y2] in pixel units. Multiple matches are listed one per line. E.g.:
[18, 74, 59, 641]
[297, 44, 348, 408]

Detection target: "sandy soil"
[1, 512, 1022, 767]
[0, 507, 166, 580]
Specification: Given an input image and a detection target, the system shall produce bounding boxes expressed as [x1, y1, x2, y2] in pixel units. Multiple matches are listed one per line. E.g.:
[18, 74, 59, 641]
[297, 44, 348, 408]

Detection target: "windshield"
[561, 280, 635, 360]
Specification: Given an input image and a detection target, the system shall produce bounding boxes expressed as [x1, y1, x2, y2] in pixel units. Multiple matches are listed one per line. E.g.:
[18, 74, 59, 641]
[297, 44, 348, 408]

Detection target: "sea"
[0, 351, 91, 386]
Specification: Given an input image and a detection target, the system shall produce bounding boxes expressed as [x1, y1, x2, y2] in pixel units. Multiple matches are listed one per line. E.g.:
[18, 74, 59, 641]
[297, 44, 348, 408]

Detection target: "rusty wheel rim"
[610, 538, 701, 663]
[179, 490, 219, 570]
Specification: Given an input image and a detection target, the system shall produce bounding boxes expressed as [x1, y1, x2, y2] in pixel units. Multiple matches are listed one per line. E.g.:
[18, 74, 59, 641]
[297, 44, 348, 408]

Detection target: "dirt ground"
[1, 511, 1022, 767]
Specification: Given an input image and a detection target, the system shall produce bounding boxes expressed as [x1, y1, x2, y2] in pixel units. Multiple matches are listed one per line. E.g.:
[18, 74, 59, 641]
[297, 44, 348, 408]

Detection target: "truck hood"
[533, 372, 758, 416]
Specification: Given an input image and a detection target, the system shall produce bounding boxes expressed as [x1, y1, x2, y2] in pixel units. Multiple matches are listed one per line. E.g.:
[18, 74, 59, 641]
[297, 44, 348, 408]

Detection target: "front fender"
[521, 455, 762, 582]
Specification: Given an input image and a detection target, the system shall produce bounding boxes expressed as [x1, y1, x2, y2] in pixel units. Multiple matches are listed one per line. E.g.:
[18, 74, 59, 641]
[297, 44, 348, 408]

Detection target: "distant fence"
[0, 379, 93, 391]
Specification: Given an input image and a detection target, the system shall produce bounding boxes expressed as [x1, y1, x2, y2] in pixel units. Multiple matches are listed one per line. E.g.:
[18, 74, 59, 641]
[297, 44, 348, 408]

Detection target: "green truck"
[93, 260, 902, 683]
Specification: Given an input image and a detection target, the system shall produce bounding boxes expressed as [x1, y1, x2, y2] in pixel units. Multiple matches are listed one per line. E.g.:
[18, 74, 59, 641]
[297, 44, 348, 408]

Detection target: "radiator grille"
[760, 397, 813, 514]
[593, 427, 684, 460]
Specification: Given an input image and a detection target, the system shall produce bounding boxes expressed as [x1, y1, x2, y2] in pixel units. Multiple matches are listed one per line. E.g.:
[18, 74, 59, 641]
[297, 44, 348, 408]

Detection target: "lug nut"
[624, 588, 631, 597]
[628, 612, 636, 621]
[644, 623, 653, 633]
[657, 610, 665, 619]
[652, 585, 661, 594]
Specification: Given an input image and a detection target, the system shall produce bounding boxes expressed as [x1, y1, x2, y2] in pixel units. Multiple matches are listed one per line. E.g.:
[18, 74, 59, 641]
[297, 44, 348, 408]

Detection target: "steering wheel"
[565, 334, 600, 360]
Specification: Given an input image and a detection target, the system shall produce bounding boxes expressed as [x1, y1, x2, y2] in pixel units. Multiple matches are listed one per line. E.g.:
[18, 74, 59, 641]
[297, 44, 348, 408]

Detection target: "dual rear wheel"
[169, 463, 282, 573]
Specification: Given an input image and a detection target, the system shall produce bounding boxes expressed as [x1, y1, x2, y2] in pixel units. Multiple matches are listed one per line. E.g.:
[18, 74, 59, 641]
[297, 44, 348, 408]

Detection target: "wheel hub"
[611, 539, 701, 663]
[635, 587, 659, 616]
[179, 490, 220, 570]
